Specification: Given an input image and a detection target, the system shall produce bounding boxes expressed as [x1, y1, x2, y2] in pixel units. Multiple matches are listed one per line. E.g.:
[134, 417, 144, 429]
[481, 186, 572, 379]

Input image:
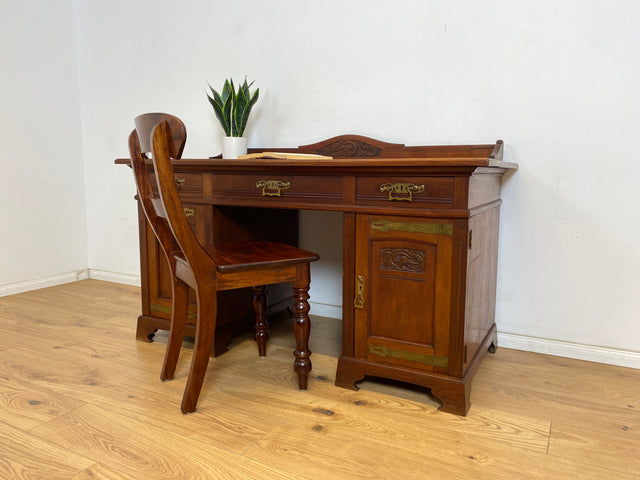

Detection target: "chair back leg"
[181, 285, 218, 414]
[161, 277, 190, 381]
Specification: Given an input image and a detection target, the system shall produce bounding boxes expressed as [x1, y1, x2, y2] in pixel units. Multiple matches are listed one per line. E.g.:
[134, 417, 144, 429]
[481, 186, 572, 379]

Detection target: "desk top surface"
[117, 136, 517, 171]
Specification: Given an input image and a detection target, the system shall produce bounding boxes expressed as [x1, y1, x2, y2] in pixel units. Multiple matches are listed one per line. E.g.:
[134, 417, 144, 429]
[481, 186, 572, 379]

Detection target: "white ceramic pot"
[221, 136, 248, 159]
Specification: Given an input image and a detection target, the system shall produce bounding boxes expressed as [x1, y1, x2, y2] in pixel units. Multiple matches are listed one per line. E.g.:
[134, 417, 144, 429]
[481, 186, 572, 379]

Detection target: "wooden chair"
[128, 113, 319, 413]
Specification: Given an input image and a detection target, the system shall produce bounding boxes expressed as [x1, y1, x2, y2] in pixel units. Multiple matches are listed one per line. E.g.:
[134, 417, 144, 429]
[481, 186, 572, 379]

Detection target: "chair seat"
[172, 240, 318, 274]
[209, 240, 319, 273]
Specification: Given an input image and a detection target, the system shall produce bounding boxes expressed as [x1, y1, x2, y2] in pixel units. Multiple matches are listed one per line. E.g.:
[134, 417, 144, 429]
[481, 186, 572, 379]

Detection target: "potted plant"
[206, 77, 259, 158]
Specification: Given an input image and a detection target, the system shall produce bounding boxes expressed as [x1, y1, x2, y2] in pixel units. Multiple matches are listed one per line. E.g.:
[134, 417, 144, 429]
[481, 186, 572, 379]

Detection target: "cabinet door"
[354, 214, 452, 373]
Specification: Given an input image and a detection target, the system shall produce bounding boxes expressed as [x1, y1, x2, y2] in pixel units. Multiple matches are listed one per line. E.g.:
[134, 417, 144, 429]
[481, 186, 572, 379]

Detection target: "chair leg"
[253, 285, 269, 357]
[161, 276, 189, 381]
[181, 287, 217, 414]
[292, 264, 312, 390]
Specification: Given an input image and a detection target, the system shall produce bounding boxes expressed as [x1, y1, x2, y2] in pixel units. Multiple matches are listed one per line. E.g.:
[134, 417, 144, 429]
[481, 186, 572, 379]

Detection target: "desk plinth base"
[335, 325, 497, 416]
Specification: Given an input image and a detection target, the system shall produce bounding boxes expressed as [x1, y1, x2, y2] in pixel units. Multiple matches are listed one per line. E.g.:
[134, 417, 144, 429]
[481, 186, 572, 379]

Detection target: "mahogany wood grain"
[117, 132, 516, 415]
[134, 112, 186, 158]
[129, 115, 318, 413]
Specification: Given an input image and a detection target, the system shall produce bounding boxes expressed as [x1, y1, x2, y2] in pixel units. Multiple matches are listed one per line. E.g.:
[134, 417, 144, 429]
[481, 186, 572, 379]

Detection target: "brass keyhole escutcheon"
[354, 275, 365, 309]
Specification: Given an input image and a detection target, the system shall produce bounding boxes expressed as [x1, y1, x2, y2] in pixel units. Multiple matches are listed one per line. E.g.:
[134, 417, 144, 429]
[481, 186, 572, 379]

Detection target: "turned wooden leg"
[161, 276, 189, 381]
[292, 264, 312, 390]
[181, 288, 217, 414]
[252, 285, 269, 357]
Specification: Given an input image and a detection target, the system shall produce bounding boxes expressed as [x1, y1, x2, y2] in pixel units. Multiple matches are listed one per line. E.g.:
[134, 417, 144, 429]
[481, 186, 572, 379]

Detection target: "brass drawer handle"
[379, 182, 425, 202]
[354, 275, 365, 309]
[174, 177, 187, 186]
[256, 180, 291, 197]
[183, 207, 195, 217]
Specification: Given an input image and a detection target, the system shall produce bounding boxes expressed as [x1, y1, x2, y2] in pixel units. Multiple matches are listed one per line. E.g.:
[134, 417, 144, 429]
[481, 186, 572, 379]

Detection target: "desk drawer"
[211, 174, 344, 206]
[151, 173, 203, 197]
[356, 176, 454, 209]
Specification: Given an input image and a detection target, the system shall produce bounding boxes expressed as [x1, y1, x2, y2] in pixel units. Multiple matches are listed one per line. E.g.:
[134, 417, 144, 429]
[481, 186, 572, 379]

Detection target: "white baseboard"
[308, 302, 342, 320]
[88, 269, 141, 287]
[0, 270, 90, 297]
[497, 331, 640, 369]
[3, 273, 637, 370]
[306, 315, 640, 370]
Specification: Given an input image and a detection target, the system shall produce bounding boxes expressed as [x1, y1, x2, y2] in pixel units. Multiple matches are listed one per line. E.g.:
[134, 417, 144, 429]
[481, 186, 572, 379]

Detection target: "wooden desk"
[117, 135, 517, 415]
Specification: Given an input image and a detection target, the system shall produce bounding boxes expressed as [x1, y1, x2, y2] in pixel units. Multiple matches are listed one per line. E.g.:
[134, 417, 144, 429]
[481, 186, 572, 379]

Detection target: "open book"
[238, 152, 333, 160]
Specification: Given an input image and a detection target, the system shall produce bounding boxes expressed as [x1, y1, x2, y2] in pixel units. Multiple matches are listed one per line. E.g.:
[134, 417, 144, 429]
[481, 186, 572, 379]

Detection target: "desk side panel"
[463, 205, 501, 373]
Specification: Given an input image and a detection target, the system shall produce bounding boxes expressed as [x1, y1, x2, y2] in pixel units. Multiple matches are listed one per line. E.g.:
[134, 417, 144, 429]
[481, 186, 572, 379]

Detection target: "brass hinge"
[369, 344, 448, 368]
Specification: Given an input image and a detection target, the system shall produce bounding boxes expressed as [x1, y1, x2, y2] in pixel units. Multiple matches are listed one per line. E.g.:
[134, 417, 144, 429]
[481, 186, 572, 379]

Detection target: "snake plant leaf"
[207, 82, 233, 136]
[206, 77, 259, 137]
[235, 81, 259, 137]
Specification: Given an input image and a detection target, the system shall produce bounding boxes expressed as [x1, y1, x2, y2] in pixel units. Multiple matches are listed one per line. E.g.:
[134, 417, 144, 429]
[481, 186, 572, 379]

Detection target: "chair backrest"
[128, 113, 187, 263]
[148, 121, 210, 273]
[134, 112, 187, 159]
[128, 129, 180, 263]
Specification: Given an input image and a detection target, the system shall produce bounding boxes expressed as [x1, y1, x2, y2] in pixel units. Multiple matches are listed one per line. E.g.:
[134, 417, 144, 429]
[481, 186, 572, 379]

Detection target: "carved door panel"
[354, 214, 453, 374]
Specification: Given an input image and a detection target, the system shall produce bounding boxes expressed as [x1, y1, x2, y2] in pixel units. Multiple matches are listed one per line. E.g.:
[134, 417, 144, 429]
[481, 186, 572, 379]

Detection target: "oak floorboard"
[29, 404, 306, 480]
[548, 421, 640, 477]
[201, 350, 549, 452]
[0, 372, 85, 430]
[475, 348, 640, 407]
[232, 311, 445, 407]
[0, 345, 280, 455]
[471, 352, 640, 438]
[185, 339, 551, 453]
[71, 463, 139, 480]
[1, 280, 638, 479]
[0, 419, 93, 480]
[245, 422, 636, 480]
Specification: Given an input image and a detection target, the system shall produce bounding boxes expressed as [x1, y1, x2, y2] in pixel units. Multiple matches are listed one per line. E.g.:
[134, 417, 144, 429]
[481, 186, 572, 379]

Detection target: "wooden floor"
[0, 280, 638, 479]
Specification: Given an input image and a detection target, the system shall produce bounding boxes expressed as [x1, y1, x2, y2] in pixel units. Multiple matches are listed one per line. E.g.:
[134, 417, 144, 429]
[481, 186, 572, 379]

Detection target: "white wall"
[0, 0, 87, 290]
[3, 1, 638, 364]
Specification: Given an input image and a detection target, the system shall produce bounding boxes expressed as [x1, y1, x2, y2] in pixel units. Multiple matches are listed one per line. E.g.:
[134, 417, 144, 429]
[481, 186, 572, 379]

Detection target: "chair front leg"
[253, 285, 269, 357]
[181, 286, 217, 414]
[292, 264, 312, 390]
[161, 276, 189, 381]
